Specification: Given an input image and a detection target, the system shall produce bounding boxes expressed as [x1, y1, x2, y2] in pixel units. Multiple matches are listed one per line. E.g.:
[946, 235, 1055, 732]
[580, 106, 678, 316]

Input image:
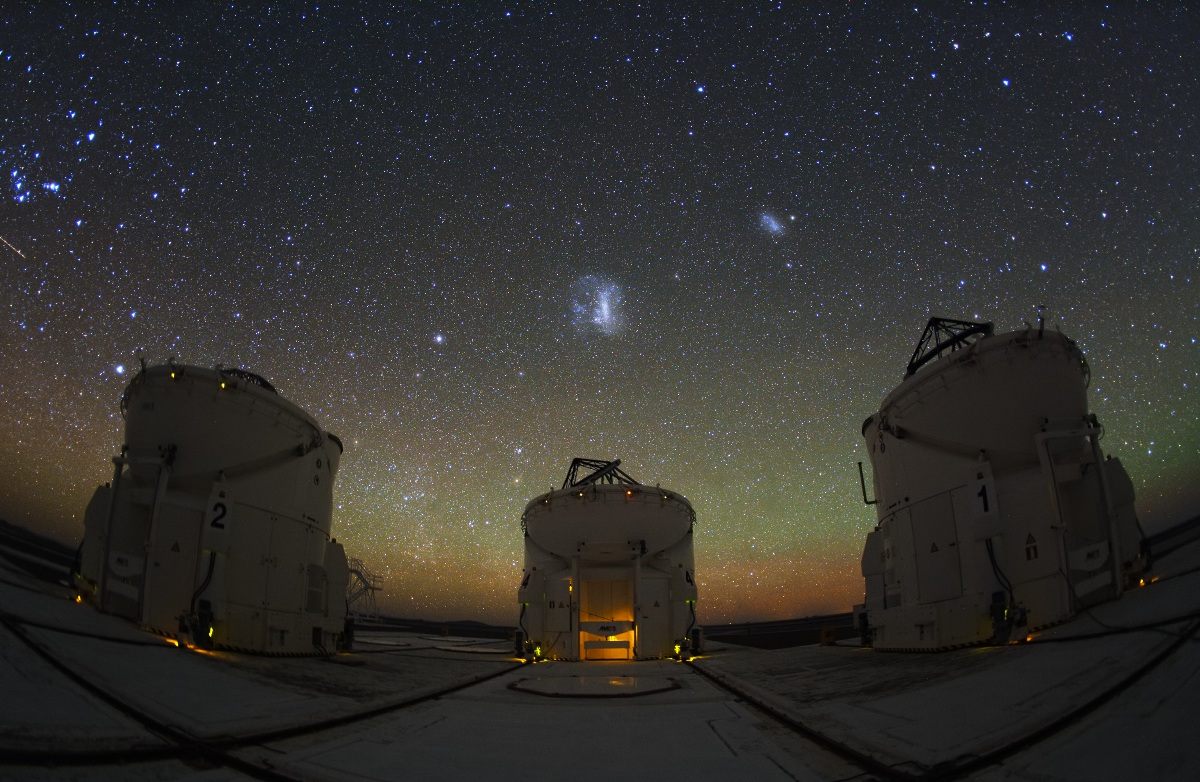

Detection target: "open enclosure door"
[580, 578, 634, 660]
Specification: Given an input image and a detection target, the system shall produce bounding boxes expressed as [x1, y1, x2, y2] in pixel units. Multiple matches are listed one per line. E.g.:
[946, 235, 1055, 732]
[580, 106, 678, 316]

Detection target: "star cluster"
[1, 3, 1196, 623]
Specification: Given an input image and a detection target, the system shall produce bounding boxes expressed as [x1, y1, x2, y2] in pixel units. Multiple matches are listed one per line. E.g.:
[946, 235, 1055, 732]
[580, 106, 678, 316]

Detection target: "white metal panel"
[142, 502, 204, 633]
[910, 492, 963, 604]
[224, 604, 265, 650]
[861, 528, 884, 577]
[544, 576, 572, 632]
[79, 485, 111, 593]
[323, 540, 349, 621]
[636, 574, 670, 657]
[949, 486, 985, 600]
[882, 508, 914, 608]
[102, 478, 153, 621]
[267, 516, 310, 613]
[225, 503, 272, 608]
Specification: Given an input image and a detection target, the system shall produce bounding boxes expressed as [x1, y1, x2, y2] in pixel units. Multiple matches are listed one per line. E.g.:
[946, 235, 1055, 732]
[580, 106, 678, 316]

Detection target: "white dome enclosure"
[855, 317, 1146, 651]
[517, 459, 700, 661]
[76, 362, 349, 654]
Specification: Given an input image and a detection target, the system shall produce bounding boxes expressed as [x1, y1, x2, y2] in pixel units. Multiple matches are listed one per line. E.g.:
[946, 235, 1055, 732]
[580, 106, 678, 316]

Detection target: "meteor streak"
[0, 235, 26, 259]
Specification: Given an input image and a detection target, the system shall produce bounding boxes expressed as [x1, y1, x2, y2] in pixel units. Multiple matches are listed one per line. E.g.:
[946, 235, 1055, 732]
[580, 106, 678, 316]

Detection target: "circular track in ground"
[508, 675, 681, 698]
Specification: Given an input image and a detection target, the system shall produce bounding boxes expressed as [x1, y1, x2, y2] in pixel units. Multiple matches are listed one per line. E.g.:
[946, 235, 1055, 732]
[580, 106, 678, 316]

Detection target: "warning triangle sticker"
[170, 542, 180, 552]
[1026, 533, 1037, 544]
[930, 543, 939, 553]
[653, 601, 660, 607]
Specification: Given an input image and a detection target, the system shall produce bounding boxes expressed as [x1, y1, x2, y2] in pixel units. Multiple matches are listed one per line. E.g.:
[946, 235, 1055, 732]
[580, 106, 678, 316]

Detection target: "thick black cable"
[985, 538, 1015, 604]
[190, 551, 217, 613]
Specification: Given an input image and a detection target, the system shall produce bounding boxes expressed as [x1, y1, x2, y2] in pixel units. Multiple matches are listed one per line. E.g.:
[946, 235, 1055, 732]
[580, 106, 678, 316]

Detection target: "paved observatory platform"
[3, 528, 1199, 780]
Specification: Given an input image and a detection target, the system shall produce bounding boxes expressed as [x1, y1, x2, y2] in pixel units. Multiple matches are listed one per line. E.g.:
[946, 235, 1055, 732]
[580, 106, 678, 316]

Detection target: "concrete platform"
[2, 538, 1199, 780]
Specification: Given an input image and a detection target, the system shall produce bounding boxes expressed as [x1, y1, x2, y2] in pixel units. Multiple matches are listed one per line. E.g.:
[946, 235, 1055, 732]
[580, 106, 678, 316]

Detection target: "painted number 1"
[977, 484, 990, 513]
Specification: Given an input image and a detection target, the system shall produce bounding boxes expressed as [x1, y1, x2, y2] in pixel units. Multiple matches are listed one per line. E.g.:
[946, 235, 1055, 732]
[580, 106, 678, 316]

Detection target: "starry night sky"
[2, 3, 1197, 624]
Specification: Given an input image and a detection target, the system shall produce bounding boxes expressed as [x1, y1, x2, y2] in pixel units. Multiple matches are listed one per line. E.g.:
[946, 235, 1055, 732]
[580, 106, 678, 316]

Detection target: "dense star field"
[2, 4, 1196, 624]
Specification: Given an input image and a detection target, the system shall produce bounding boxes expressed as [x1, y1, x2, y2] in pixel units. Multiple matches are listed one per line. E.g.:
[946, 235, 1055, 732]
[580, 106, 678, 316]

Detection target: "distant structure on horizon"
[75, 362, 351, 654]
[517, 458, 700, 660]
[856, 316, 1146, 651]
[347, 556, 382, 621]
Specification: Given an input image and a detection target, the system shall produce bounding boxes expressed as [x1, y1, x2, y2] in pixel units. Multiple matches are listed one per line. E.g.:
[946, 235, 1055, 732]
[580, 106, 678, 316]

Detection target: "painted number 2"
[210, 502, 227, 529]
